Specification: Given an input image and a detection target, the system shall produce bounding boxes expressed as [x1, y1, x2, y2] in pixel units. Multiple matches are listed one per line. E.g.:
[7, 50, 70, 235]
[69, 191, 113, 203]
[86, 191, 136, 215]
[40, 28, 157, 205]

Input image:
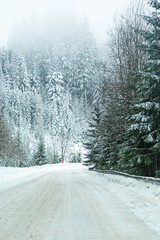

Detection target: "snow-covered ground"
[0, 163, 84, 182]
[0, 163, 160, 240]
[88, 170, 160, 234]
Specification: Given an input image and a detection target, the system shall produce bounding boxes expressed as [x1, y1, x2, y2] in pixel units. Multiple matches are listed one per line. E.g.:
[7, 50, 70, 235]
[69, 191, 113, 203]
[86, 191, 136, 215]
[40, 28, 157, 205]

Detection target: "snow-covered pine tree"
[26, 52, 40, 94]
[46, 71, 73, 162]
[0, 68, 7, 115]
[34, 137, 47, 166]
[121, 0, 160, 177]
[84, 104, 103, 168]
[38, 45, 53, 98]
[72, 18, 97, 114]
[53, 36, 73, 88]
[11, 54, 30, 92]
[46, 71, 64, 131]
[95, 1, 147, 172]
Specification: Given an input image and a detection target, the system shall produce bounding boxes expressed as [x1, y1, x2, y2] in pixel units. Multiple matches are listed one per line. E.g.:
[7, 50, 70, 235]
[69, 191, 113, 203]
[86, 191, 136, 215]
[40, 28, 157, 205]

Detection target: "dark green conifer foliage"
[34, 137, 47, 166]
[84, 105, 103, 168]
[120, 0, 160, 176]
[70, 152, 82, 163]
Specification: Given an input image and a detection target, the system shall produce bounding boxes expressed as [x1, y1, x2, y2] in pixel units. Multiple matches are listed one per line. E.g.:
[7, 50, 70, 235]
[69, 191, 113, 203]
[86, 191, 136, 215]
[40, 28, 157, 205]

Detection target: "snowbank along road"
[0, 163, 160, 240]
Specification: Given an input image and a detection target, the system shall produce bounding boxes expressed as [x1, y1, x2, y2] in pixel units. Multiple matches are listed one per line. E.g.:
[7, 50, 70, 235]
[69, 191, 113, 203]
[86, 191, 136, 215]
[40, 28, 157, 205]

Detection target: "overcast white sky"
[0, 0, 135, 46]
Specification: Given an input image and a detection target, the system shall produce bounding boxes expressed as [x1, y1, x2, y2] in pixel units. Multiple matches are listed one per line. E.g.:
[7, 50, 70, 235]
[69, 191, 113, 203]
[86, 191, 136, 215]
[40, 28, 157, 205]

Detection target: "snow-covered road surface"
[0, 163, 160, 240]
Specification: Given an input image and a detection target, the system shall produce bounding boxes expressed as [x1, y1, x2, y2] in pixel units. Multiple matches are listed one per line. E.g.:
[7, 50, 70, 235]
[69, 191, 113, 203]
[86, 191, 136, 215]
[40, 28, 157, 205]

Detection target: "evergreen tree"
[26, 52, 40, 94]
[13, 131, 25, 167]
[0, 69, 7, 115]
[72, 18, 97, 113]
[0, 14, 99, 167]
[70, 151, 82, 163]
[34, 137, 47, 166]
[84, 105, 103, 168]
[83, 1, 147, 171]
[121, 0, 160, 176]
[11, 54, 30, 92]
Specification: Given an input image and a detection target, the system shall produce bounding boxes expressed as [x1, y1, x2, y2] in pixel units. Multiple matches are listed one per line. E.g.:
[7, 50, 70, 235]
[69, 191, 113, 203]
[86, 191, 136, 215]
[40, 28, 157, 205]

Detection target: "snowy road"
[0, 164, 160, 240]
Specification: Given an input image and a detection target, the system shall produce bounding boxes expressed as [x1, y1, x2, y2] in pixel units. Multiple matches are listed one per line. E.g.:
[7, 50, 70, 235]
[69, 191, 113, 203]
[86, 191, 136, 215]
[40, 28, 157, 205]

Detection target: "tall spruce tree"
[121, 0, 160, 176]
[34, 137, 47, 166]
[84, 104, 103, 168]
[85, 1, 145, 171]
[73, 18, 97, 113]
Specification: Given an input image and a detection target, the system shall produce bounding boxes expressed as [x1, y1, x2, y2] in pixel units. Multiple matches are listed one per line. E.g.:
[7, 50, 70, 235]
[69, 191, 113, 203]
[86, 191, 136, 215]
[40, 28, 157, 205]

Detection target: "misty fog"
[1, 0, 157, 176]
[0, 0, 132, 46]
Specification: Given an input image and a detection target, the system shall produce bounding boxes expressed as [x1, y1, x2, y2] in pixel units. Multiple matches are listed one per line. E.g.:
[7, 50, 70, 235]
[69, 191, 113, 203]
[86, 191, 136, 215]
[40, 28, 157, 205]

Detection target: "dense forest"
[0, 0, 160, 177]
[85, 0, 160, 177]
